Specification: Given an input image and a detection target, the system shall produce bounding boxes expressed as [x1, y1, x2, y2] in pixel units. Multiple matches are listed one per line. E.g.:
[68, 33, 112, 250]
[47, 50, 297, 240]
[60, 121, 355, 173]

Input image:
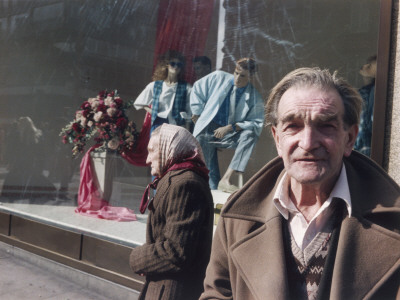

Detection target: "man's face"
[146, 136, 160, 177]
[233, 66, 250, 88]
[193, 62, 210, 79]
[271, 86, 358, 189]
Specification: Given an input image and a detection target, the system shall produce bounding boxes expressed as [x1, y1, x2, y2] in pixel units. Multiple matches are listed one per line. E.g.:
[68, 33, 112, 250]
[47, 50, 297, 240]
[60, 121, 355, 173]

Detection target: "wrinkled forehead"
[148, 135, 159, 152]
[277, 86, 344, 122]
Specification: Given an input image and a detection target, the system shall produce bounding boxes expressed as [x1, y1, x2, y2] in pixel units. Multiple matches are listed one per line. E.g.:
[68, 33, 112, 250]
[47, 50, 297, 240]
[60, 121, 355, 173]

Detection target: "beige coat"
[201, 151, 400, 300]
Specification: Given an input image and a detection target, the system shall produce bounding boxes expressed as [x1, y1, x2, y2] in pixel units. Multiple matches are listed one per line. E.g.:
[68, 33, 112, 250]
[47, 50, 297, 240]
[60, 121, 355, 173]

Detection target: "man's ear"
[271, 126, 282, 157]
[344, 124, 359, 157]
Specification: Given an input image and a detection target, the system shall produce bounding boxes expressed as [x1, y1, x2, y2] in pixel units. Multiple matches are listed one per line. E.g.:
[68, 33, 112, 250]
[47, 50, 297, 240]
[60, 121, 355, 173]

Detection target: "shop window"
[0, 0, 385, 247]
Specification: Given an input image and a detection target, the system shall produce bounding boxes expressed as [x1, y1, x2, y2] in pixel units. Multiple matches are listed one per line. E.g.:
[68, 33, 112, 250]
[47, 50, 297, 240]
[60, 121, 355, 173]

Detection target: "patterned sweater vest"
[284, 202, 343, 300]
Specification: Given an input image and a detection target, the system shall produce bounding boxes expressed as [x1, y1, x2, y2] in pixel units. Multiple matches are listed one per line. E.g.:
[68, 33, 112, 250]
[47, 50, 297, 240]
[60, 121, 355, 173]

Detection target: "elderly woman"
[134, 50, 192, 133]
[129, 124, 214, 300]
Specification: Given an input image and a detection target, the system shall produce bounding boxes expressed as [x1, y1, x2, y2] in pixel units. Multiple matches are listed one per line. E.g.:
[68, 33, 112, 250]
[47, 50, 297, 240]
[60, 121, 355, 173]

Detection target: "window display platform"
[0, 171, 230, 291]
[0, 189, 230, 247]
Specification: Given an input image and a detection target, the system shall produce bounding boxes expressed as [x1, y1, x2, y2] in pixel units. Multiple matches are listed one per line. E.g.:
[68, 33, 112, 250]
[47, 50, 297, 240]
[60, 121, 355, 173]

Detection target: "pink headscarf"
[139, 124, 209, 213]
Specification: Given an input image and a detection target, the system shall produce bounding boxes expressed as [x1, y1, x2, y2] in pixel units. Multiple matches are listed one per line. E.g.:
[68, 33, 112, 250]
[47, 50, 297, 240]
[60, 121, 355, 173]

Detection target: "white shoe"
[218, 181, 239, 193]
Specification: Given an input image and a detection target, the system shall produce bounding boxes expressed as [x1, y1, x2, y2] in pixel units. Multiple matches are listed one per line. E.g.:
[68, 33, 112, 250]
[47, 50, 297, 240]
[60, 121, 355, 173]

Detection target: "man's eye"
[320, 123, 336, 130]
[284, 123, 299, 130]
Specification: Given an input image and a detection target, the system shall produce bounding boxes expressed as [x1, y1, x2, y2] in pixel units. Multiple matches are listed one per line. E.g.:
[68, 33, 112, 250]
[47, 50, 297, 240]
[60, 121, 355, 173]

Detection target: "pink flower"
[114, 98, 123, 107]
[61, 90, 137, 157]
[72, 123, 82, 133]
[98, 90, 107, 98]
[80, 101, 90, 109]
[116, 117, 127, 129]
[97, 104, 107, 112]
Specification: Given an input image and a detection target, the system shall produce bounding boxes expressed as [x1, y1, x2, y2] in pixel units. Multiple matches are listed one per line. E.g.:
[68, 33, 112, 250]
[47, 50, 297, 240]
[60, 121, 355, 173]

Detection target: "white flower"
[87, 97, 97, 104]
[107, 138, 120, 150]
[107, 107, 117, 117]
[93, 111, 103, 122]
[91, 99, 100, 109]
[80, 116, 87, 127]
[105, 96, 114, 106]
[75, 110, 83, 121]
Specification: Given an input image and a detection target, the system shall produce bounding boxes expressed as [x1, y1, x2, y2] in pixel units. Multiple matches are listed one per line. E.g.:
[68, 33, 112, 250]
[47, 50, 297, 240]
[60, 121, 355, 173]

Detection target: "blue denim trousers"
[196, 122, 258, 189]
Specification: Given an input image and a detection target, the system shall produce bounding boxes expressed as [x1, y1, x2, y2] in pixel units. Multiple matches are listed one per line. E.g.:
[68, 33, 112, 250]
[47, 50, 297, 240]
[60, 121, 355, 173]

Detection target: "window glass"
[0, 0, 380, 246]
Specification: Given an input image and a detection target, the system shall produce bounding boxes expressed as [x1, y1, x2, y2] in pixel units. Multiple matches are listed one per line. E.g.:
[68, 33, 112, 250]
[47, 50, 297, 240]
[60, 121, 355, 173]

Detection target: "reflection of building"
[0, 1, 157, 122]
[0, 0, 399, 295]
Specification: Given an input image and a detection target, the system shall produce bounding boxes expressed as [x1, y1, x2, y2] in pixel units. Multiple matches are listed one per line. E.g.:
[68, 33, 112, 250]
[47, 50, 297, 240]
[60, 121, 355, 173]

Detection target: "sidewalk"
[0, 241, 139, 300]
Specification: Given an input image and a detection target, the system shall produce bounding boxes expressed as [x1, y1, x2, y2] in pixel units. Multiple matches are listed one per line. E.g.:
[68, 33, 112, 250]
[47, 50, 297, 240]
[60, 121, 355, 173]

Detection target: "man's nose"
[298, 126, 319, 151]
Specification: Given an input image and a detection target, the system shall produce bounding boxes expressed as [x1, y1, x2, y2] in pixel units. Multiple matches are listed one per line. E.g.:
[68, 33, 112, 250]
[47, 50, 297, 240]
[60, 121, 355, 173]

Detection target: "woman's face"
[146, 136, 160, 177]
[167, 59, 183, 76]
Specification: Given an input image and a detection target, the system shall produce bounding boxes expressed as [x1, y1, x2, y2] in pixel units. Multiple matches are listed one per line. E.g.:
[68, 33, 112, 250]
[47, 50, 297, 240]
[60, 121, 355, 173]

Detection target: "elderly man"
[201, 68, 400, 299]
[191, 58, 264, 192]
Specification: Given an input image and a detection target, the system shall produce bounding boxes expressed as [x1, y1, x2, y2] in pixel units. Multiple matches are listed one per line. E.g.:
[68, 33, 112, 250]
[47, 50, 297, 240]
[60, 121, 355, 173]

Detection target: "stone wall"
[386, 0, 400, 184]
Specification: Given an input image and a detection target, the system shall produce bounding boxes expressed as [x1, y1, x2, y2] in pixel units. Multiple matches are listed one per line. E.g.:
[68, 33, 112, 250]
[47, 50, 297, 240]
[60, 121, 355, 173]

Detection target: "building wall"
[387, 0, 400, 184]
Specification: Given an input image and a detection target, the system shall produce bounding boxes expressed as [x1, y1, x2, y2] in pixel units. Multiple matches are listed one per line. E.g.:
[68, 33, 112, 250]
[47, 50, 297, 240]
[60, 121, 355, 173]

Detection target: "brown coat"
[201, 151, 400, 300]
[130, 169, 214, 300]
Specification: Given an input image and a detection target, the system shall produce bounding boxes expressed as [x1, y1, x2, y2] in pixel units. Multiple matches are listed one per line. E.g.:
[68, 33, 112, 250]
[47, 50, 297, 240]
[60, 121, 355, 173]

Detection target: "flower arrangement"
[60, 90, 139, 157]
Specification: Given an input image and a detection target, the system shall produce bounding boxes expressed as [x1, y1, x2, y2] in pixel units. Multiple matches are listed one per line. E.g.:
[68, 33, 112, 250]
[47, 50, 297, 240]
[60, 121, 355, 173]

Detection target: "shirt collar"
[273, 163, 352, 219]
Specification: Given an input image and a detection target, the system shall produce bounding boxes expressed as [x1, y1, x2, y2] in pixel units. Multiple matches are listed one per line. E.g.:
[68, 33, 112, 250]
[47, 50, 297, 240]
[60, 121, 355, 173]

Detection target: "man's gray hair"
[265, 67, 363, 128]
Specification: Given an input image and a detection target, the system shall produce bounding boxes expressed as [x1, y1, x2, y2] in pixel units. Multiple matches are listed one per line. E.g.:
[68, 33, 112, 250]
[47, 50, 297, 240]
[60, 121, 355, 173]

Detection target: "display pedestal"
[90, 151, 117, 202]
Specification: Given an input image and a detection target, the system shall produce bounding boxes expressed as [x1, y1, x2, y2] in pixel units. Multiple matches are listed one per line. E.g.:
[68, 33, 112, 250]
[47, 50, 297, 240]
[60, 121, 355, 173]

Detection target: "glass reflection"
[1, 117, 57, 201]
[0, 0, 380, 244]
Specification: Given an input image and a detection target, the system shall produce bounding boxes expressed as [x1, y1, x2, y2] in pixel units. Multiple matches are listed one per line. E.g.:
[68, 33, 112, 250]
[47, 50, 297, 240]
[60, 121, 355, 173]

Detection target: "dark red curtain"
[154, 0, 215, 84]
[129, 0, 216, 167]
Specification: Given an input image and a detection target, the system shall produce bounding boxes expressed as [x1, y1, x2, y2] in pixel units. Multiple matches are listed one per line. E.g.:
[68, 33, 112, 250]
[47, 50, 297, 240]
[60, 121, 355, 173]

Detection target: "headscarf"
[139, 124, 209, 213]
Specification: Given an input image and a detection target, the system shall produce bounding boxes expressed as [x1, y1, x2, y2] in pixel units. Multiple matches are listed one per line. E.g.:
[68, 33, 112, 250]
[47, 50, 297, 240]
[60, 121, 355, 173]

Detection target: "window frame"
[371, 0, 393, 166]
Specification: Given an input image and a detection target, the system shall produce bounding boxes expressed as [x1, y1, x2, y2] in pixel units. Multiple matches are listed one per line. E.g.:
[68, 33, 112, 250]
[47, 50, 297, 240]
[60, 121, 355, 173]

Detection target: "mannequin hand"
[144, 106, 152, 114]
[214, 125, 233, 139]
[192, 114, 199, 124]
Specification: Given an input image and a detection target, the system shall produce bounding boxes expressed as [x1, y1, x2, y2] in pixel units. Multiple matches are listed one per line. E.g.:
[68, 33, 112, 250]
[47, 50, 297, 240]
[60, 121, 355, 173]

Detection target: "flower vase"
[90, 151, 118, 202]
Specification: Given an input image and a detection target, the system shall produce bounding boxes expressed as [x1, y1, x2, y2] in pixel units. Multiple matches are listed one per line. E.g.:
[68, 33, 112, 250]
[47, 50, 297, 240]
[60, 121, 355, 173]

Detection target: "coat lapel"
[222, 159, 288, 299]
[330, 216, 400, 299]
[230, 217, 290, 300]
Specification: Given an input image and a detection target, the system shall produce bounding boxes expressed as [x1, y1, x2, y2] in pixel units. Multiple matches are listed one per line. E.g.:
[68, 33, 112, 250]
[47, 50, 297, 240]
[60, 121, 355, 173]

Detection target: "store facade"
[0, 0, 398, 292]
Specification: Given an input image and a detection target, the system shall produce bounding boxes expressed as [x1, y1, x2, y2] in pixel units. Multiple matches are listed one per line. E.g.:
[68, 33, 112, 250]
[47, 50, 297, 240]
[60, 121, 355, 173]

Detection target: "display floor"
[0, 167, 230, 248]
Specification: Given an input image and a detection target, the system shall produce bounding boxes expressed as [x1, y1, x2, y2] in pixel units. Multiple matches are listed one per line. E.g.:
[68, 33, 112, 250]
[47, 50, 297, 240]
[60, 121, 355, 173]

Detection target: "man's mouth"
[295, 158, 321, 162]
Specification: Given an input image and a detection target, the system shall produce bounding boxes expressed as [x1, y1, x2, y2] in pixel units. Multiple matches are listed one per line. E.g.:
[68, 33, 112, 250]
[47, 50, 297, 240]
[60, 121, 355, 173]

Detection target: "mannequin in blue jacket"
[190, 58, 264, 192]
